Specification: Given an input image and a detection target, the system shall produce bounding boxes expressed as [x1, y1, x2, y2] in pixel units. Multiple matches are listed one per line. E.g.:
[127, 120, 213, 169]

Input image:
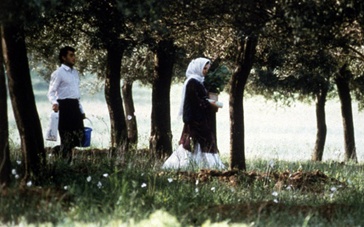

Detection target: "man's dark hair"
[59, 46, 75, 64]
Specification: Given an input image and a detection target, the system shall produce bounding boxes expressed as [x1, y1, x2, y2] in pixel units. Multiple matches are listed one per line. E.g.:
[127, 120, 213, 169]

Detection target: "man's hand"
[52, 104, 59, 112]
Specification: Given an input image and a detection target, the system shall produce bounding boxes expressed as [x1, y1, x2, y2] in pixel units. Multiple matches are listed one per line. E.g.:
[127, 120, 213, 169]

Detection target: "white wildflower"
[16, 160, 21, 165]
[103, 173, 109, 178]
[97, 181, 102, 189]
[11, 169, 17, 175]
[272, 191, 279, 197]
[87, 176, 92, 182]
[211, 187, 216, 192]
[286, 185, 292, 190]
[273, 199, 279, 203]
[269, 160, 275, 168]
[64, 185, 69, 190]
[15, 174, 19, 179]
[195, 180, 199, 185]
[195, 188, 199, 193]
[127, 115, 133, 120]
[330, 187, 337, 192]
[141, 183, 147, 188]
[167, 178, 173, 183]
[26, 181, 32, 187]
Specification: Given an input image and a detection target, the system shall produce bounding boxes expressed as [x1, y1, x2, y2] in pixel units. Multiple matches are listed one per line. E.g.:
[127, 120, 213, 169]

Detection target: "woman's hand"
[210, 101, 219, 112]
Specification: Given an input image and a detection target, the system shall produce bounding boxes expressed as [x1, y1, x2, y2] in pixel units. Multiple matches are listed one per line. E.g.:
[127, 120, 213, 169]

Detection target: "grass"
[1, 149, 364, 226]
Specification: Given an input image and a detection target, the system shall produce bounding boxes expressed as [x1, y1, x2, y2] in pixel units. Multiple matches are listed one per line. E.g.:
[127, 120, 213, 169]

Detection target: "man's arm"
[47, 71, 60, 112]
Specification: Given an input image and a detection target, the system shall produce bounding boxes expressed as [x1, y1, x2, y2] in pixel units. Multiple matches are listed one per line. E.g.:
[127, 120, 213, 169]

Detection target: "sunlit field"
[7, 73, 364, 163]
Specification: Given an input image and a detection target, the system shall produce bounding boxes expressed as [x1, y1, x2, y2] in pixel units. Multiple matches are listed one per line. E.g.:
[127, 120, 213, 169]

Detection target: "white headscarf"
[178, 57, 211, 117]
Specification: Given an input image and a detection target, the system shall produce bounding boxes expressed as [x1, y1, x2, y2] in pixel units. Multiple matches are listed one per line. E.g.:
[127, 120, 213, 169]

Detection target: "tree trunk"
[335, 64, 357, 162]
[1, 24, 45, 183]
[104, 45, 128, 154]
[229, 36, 258, 171]
[0, 37, 11, 187]
[122, 80, 138, 148]
[311, 86, 328, 161]
[149, 39, 175, 158]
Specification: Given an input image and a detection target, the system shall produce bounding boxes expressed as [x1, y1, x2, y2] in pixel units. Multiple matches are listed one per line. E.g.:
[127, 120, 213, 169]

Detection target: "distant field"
[7, 73, 364, 163]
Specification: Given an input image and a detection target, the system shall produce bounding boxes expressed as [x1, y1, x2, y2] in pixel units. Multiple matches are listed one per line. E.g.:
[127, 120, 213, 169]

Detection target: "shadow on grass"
[1, 147, 363, 226]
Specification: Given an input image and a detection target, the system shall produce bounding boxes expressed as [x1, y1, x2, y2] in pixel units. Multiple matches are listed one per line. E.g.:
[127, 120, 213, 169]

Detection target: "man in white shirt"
[48, 46, 85, 163]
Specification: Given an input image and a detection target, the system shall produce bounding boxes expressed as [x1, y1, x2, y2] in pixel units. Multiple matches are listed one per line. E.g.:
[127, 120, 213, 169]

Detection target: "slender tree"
[1, 22, 45, 183]
[73, 0, 131, 154]
[0, 36, 11, 187]
[129, 0, 189, 157]
[336, 64, 357, 162]
[224, 1, 274, 170]
[120, 46, 155, 148]
[122, 80, 138, 146]
[229, 36, 258, 170]
[104, 43, 128, 152]
[149, 39, 176, 157]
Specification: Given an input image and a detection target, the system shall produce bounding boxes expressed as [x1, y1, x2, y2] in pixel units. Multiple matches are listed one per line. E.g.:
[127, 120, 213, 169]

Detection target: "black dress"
[179, 79, 218, 154]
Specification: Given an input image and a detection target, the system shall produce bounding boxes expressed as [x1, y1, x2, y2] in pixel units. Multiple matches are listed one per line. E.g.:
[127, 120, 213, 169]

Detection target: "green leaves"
[204, 64, 231, 94]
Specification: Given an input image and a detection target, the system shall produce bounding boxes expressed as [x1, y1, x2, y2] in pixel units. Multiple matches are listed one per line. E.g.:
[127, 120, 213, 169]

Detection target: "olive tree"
[0, 0, 55, 184]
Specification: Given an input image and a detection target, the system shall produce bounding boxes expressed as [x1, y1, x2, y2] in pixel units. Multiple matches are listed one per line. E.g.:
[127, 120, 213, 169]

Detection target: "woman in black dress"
[163, 57, 225, 170]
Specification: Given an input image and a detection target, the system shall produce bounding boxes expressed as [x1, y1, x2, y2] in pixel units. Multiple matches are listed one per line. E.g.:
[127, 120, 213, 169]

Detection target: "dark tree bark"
[229, 36, 258, 171]
[312, 86, 328, 161]
[149, 39, 175, 158]
[0, 37, 11, 187]
[1, 24, 45, 182]
[104, 45, 128, 154]
[335, 64, 357, 162]
[122, 80, 138, 147]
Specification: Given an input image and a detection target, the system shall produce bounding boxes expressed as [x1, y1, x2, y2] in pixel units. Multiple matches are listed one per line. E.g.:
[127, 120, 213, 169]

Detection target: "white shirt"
[47, 64, 84, 113]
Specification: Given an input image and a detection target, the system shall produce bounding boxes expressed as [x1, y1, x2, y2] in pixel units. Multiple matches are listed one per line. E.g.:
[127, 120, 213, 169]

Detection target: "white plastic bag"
[45, 111, 59, 141]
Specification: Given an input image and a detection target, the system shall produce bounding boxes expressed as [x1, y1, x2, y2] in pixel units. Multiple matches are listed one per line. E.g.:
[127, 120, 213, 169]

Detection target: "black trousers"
[58, 99, 84, 161]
